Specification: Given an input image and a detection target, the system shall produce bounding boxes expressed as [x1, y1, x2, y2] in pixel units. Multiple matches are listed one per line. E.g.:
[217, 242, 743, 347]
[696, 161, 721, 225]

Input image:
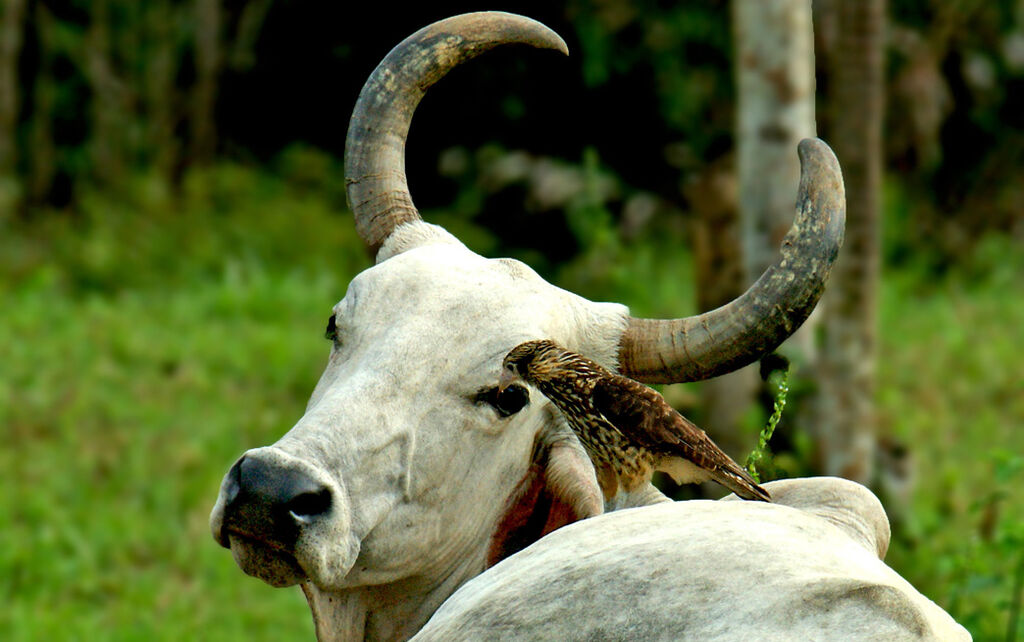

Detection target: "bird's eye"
[325, 315, 338, 342]
[477, 384, 530, 417]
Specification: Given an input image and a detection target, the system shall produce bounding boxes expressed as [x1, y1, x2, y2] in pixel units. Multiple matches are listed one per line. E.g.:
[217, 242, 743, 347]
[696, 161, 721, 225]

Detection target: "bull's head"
[209, 11, 844, 641]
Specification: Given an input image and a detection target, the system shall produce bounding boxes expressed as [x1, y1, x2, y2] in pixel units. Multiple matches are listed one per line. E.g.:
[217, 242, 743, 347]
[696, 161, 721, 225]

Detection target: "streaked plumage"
[500, 339, 770, 502]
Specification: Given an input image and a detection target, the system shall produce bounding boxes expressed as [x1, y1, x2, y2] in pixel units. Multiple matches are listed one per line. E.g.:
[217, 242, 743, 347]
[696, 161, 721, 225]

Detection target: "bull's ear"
[542, 438, 606, 519]
[486, 416, 603, 567]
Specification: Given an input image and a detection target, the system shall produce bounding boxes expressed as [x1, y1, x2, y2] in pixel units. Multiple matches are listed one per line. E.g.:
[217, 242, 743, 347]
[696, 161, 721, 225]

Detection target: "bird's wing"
[592, 375, 742, 474]
[592, 374, 770, 502]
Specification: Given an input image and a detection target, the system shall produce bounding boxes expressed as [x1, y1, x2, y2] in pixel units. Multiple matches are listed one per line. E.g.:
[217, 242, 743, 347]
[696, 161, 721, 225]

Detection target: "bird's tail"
[716, 465, 771, 502]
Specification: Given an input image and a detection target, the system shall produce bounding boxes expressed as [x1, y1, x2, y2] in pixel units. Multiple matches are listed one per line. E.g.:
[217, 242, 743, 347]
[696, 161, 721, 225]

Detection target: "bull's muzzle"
[220, 453, 332, 545]
[213, 451, 333, 587]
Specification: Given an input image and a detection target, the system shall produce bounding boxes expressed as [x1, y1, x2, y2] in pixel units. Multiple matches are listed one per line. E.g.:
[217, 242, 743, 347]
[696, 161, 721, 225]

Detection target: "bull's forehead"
[337, 240, 629, 371]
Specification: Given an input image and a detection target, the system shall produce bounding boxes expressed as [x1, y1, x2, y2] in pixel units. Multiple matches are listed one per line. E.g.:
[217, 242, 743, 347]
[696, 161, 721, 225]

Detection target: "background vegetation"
[1, 0, 1021, 639]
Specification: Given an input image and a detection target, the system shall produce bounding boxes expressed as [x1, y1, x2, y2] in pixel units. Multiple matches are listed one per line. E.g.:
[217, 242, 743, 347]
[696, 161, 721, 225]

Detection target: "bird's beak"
[498, 369, 517, 394]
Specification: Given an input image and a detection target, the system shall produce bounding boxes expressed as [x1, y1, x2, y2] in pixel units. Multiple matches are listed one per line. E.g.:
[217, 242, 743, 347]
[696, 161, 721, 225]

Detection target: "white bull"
[417, 478, 968, 641]
[209, 12, 969, 641]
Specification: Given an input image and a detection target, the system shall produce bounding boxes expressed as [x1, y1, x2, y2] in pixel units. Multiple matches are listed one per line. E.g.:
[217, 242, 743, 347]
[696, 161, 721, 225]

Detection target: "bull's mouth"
[224, 528, 308, 587]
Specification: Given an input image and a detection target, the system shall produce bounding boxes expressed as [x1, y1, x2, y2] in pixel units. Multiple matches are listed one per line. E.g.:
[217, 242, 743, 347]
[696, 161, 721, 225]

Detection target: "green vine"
[745, 355, 790, 482]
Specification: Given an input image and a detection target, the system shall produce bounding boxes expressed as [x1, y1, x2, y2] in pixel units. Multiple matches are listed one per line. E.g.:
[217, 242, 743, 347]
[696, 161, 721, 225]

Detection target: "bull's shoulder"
[414, 478, 969, 642]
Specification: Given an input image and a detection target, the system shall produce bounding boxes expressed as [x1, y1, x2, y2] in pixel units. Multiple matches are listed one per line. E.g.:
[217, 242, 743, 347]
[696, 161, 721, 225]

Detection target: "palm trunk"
[688, 157, 755, 463]
[734, 0, 816, 282]
[814, 0, 885, 484]
[711, 0, 814, 467]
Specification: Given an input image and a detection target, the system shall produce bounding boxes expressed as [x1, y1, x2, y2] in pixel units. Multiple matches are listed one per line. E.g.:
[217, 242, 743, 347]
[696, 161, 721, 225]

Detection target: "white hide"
[416, 478, 970, 641]
[212, 222, 968, 640]
[212, 221, 631, 638]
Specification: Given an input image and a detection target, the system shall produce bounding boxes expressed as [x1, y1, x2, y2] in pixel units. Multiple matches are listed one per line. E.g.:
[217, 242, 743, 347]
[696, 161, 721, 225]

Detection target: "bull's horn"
[345, 12, 569, 256]
[618, 138, 846, 384]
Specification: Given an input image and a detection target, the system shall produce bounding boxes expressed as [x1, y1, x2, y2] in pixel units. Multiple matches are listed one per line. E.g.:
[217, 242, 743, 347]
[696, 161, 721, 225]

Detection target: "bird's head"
[499, 339, 560, 392]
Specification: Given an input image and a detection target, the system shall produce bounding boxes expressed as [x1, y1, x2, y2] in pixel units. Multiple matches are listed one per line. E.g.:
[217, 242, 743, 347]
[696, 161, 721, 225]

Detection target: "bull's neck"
[303, 583, 368, 641]
[303, 542, 490, 642]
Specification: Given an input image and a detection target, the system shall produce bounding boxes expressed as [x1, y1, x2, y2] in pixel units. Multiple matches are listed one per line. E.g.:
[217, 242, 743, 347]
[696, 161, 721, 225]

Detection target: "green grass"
[1, 163, 364, 640]
[2, 162, 1021, 639]
[879, 234, 1024, 639]
[1, 278, 322, 639]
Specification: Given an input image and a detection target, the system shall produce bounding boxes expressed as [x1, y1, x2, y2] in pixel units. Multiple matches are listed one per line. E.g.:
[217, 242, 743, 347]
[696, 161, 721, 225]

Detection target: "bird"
[499, 339, 770, 502]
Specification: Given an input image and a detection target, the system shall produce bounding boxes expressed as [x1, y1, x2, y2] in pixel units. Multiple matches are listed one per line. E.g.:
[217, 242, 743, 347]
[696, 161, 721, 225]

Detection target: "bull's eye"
[478, 384, 530, 418]
[325, 315, 338, 342]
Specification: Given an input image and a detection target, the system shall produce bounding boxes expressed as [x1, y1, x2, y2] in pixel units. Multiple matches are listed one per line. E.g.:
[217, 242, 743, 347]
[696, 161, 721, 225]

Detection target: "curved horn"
[618, 138, 846, 384]
[344, 12, 569, 256]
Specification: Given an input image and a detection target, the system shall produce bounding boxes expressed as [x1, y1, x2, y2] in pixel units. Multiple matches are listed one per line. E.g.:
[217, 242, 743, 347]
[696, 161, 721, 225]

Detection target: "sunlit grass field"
[2, 162, 1021, 640]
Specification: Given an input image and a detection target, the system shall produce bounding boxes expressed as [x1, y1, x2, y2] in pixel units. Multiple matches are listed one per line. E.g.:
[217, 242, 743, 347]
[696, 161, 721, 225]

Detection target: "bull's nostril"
[223, 454, 332, 547]
[225, 458, 243, 504]
[286, 488, 332, 520]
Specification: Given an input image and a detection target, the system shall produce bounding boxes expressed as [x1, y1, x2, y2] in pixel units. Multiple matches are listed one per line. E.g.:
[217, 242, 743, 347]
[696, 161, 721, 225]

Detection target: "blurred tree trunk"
[228, 0, 273, 71]
[813, 0, 885, 484]
[706, 0, 814, 461]
[687, 156, 755, 461]
[192, 0, 222, 165]
[0, 0, 26, 177]
[85, 0, 128, 183]
[145, 1, 182, 189]
[28, 2, 57, 206]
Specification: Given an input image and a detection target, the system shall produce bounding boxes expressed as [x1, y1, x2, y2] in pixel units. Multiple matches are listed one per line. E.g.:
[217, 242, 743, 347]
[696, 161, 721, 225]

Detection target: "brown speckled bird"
[499, 339, 770, 502]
